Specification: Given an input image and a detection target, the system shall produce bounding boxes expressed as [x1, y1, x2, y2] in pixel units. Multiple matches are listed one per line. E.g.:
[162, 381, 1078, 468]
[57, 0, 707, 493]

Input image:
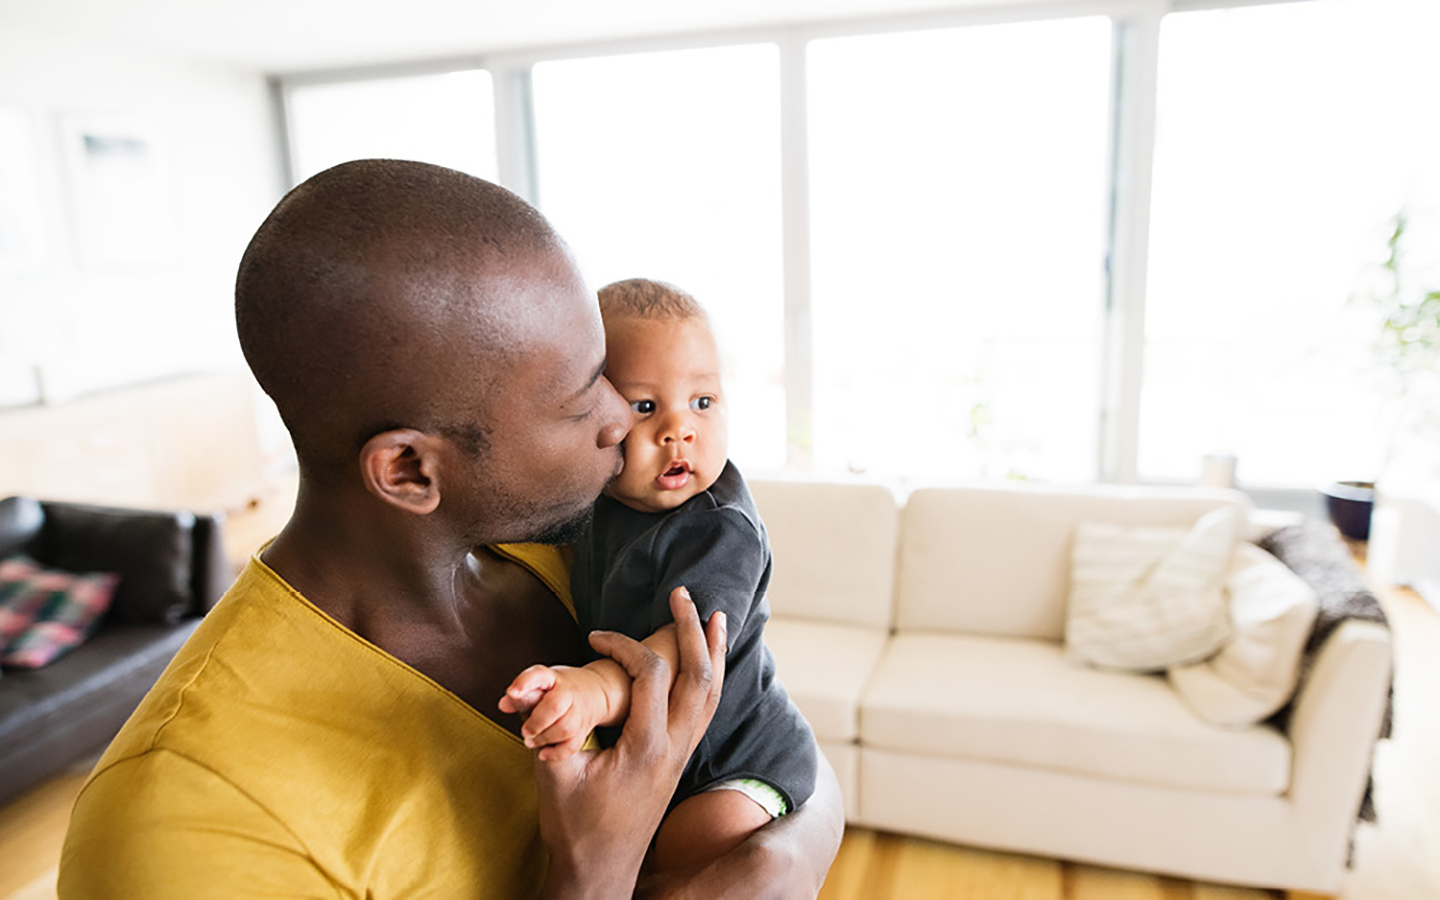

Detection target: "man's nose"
[596, 378, 631, 449]
[598, 419, 627, 449]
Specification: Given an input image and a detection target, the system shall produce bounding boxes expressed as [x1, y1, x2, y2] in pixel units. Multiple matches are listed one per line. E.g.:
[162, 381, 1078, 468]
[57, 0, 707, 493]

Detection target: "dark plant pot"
[1321, 481, 1375, 541]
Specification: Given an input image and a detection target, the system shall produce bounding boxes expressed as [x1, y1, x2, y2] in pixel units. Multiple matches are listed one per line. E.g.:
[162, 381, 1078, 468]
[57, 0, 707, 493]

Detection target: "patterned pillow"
[0, 554, 120, 668]
[1065, 506, 1239, 672]
[0, 556, 54, 645]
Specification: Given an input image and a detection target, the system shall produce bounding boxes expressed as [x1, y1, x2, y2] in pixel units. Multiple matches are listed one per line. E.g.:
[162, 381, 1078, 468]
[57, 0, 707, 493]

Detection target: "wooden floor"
[3, 493, 1437, 899]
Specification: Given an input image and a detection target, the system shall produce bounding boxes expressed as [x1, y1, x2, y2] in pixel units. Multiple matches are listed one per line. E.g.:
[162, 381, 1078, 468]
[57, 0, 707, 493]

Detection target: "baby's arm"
[500, 626, 681, 760]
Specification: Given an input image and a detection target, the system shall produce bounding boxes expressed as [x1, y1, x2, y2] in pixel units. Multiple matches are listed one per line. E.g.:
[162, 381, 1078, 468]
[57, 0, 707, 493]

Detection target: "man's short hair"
[235, 159, 562, 480]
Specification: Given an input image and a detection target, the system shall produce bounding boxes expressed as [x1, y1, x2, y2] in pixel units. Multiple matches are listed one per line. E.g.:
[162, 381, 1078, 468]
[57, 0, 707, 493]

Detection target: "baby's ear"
[358, 429, 442, 514]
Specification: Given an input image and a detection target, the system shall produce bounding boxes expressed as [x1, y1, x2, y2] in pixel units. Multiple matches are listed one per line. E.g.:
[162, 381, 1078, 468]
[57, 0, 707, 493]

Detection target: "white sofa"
[750, 478, 1392, 895]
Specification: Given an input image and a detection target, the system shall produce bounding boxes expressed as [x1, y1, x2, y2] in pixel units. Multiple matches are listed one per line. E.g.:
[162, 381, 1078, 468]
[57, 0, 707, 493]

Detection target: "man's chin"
[525, 504, 593, 546]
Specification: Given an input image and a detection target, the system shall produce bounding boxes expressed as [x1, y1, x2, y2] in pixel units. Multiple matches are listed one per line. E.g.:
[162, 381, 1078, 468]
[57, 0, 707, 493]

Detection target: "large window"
[1141, 0, 1440, 487]
[532, 45, 786, 472]
[807, 17, 1114, 481]
[284, 70, 497, 184]
[277, 1, 1440, 493]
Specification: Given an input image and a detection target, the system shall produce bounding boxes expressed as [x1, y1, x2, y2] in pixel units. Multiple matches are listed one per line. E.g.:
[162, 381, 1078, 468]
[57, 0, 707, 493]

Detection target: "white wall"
[0, 24, 284, 406]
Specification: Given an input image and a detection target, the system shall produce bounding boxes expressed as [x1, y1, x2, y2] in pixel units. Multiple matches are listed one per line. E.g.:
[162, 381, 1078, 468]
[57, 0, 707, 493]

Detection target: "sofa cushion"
[896, 484, 1251, 640]
[766, 616, 888, 743]
[1063, 506, 1238, 672]
[749, 479, 898, 629]
[1, 555, 120, 667]
[861, 632, 1291, 795]
[39, 503, 195, 626]
[1168, 544, 1319, 727]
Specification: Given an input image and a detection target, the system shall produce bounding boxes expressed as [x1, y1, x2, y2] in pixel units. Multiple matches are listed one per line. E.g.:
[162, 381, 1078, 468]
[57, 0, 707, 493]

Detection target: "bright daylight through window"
[532, 45, 786, 472]
[276, 0, 1440, 492]
[807, 16, 1113, 482]
[285, 70, 498, 185]
[1141, 0, 1440, 488]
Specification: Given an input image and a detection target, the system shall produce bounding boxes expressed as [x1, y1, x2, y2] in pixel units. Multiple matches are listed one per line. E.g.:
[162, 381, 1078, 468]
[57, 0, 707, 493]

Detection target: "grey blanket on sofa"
[1259, 519, 1393, 828]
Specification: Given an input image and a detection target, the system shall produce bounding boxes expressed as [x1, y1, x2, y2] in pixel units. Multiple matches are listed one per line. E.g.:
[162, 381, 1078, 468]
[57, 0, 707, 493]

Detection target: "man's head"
[597, 279, 728, 514]
[236, 159, 629, 545]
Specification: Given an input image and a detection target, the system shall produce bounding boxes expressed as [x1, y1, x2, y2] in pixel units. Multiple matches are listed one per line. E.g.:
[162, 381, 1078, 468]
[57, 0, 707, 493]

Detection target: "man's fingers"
[536, 733, 588, 762]
[589, 629, 669, 757]
[667, 587, 723, 739]
[588, 630, 669, 685]
[526, 710, 584, 750]
[705, 609, 727, 701]
[681, 608, 726, 754]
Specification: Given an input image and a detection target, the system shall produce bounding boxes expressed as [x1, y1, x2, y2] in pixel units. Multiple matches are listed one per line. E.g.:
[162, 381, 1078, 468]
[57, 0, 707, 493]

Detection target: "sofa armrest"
[190, 513, 233, 614]
[1287, 620, 1392, 863]
[0, 496, 44, 558]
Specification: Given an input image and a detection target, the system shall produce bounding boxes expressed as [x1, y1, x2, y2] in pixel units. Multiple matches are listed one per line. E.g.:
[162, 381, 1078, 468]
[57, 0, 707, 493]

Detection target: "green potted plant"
[1337, 210, 1440, 540]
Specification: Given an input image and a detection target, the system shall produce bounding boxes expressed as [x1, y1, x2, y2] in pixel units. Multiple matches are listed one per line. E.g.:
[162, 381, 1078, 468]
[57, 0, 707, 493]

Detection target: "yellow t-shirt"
[59, 544, 573, 900]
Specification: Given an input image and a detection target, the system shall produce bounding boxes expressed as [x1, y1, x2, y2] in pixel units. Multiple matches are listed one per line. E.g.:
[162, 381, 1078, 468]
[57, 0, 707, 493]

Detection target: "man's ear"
[358, 429, 443, 514]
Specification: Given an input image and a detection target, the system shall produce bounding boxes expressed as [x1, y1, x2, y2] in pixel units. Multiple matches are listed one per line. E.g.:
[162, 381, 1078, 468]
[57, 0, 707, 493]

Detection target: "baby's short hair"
[597, 278, 706, 321]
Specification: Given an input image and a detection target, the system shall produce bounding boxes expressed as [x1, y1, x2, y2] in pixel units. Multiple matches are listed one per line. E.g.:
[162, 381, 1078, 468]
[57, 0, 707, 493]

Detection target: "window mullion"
[779, 32, 814, 472]
[493, 66, 539, 205]
[1099, 8, 1163, 484]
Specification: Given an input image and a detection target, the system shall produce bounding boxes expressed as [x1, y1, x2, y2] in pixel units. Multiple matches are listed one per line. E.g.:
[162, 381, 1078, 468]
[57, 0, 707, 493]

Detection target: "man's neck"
[260, 481, 469, 634]
[255, 479, 587, 726]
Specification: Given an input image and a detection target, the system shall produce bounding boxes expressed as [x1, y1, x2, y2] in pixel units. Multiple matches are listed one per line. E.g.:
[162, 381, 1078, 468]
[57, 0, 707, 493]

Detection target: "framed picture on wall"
[59, 112, 181, 268]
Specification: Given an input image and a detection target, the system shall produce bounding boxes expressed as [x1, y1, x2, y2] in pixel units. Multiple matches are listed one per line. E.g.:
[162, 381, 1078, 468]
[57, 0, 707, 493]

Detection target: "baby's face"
[602, 315, 728, 513]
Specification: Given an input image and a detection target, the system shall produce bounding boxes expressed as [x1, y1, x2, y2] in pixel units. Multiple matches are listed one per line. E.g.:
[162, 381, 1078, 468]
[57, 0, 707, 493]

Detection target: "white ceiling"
[0, 0, 1034, 73]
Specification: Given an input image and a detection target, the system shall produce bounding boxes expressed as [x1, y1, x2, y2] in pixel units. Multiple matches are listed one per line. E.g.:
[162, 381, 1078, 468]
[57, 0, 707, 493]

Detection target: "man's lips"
[656, 459, 692, 491]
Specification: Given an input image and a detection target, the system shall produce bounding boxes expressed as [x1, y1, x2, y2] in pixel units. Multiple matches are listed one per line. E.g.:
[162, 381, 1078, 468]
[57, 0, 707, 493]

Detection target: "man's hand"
[535, 586, 726, 900]
[499, 664, 611, 761]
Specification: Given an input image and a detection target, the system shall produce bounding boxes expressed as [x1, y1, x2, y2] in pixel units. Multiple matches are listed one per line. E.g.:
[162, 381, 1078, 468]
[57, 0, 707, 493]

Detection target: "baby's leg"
[650, 785, 776, 874]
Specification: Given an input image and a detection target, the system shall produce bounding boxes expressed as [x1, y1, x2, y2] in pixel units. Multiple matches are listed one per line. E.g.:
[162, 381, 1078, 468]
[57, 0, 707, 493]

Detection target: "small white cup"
[1201, 453, 1237, 488]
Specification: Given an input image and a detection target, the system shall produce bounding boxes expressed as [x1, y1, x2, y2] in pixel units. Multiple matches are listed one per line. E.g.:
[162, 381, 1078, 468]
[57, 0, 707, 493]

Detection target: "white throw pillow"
[1065, 506, 1239, 672]
[1168, 543, 1319, 727]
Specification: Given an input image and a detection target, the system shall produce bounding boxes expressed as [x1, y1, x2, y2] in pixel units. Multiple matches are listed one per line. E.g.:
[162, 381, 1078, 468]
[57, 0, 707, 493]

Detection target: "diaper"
[703, 777, 789, 818]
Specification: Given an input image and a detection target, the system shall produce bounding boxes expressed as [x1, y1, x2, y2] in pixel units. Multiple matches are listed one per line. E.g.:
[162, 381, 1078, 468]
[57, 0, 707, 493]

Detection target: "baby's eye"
[690, 396, 714, 411]
[630, 399, 656, 415]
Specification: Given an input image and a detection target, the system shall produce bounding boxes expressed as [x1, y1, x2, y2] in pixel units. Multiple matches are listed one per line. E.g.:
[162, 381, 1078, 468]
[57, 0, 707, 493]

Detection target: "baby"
[500, 278, 816, 873]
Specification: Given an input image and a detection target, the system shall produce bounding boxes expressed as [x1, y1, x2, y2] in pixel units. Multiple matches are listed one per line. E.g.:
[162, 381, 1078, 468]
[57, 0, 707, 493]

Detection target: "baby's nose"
[662, 418, 697, 444]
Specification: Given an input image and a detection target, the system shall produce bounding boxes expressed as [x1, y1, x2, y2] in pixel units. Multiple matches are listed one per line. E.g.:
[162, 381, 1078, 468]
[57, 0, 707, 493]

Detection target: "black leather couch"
[0, 496, 230, 806]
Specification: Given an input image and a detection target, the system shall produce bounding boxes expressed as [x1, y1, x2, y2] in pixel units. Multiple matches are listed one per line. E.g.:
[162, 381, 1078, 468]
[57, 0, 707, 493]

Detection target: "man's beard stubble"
[526, 503, 593, 546]
[510, 446, 621, 546]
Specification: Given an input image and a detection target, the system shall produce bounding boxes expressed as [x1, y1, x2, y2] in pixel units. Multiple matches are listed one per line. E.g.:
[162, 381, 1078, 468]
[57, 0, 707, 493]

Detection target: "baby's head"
[598, 278, 728, 514]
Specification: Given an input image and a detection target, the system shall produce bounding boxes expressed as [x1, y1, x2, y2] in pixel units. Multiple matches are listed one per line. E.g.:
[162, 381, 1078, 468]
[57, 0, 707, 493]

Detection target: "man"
[58, 159, 842, 898]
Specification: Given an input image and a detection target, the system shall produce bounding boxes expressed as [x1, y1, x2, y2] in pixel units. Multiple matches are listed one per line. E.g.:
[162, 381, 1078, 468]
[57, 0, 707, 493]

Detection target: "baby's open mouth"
[656, 460, 693, 490]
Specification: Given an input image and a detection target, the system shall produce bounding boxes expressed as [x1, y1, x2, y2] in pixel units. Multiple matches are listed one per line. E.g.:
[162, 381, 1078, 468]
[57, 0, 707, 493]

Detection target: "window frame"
[272, 0, 1347, 509]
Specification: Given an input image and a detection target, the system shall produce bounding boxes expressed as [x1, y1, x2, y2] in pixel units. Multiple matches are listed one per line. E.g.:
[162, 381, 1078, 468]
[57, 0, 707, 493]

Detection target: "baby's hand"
[499, 665, 610, 761]
[499, 664, 554, 716]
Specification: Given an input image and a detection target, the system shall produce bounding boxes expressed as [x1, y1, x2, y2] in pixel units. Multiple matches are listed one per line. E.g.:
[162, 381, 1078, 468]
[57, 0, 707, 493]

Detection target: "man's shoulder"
[90, 557, 493, 788]
[69, 557, 546, 897]
[87, 560, 335, 769]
